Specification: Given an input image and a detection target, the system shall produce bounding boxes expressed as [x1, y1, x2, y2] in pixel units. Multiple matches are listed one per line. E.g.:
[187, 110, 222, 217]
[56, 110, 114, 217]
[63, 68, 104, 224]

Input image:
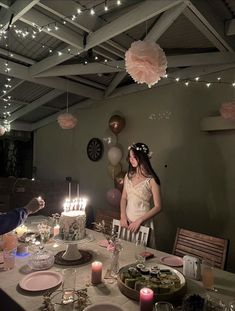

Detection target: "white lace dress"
[123, 174, 156, 248]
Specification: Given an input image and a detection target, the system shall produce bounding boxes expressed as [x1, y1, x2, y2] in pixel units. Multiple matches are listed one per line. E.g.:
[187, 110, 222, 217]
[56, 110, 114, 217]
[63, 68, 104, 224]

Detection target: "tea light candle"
[16, 225, 28, 237]
[140, 288, 154, 311]
[91, 261, 102, 284]
[17, 244, 28, 256]
[53, 224, 60, 236]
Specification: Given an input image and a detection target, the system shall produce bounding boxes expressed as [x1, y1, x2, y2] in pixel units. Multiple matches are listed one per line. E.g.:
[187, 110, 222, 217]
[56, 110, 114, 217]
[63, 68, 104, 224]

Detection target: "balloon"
[106, 188, 122, 207]
[108, 163, 122, 179]
[109, 115, 125, 135]
[0, 125, 6, 136]
[114, 171, 126, 192]
[107, 146, 122, 166]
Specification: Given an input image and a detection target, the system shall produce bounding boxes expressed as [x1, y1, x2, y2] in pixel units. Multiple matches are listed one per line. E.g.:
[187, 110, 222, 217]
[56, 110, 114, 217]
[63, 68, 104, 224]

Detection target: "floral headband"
[128, 143, 153, 158]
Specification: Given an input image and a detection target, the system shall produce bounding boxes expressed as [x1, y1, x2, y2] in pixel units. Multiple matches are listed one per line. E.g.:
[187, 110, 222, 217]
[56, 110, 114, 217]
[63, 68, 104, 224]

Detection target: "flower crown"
[128, 143, 153, 158]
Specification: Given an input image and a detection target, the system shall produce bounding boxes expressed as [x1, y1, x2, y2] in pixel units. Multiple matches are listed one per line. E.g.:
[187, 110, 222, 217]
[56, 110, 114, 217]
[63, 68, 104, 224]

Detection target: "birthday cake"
[59, 210, 86, 241]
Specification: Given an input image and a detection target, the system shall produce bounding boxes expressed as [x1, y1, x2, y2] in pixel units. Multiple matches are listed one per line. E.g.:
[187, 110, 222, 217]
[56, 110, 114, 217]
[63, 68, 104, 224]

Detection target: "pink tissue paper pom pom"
[220, 102, 235, 121]
[125, 40, 167, 88]
[0, 125, 6, 136]
[57, 113, 77, 129]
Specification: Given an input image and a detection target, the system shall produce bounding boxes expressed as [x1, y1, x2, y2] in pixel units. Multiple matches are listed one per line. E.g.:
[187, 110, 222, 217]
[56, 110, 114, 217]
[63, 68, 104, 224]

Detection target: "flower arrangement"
[93, 220, 122, 253]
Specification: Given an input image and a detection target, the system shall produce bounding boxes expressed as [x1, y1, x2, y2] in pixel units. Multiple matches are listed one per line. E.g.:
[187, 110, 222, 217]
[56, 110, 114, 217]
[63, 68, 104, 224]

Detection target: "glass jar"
[28, 247, 54, 270]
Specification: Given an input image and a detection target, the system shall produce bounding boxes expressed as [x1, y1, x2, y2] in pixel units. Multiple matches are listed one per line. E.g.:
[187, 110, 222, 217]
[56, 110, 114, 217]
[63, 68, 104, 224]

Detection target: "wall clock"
[87, 138, 103, 161]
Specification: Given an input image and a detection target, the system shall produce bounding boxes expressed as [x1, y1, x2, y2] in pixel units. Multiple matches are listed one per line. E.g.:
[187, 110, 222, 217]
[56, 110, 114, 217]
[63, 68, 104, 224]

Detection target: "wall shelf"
[201, 116, 235, 131]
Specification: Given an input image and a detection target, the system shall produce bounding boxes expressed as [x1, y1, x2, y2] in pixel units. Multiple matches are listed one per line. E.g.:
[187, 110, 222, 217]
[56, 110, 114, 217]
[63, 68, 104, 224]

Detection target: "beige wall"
[34, 69, 235, 272]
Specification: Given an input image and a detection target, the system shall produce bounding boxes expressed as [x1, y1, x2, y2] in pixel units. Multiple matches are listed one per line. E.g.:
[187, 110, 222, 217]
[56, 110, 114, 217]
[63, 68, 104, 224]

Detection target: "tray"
[117, 263, 186, 303]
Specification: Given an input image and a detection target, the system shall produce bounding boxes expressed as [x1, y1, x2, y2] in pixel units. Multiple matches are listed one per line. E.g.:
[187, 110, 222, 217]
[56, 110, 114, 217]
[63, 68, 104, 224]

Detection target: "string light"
[117, 0, 122, 5]
[90, 8, 95, 15]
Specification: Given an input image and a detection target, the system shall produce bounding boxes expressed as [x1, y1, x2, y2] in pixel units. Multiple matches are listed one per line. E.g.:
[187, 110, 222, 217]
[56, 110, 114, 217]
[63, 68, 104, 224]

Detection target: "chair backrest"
[112, 219, 150, 245]
[173, 228, 229, 270]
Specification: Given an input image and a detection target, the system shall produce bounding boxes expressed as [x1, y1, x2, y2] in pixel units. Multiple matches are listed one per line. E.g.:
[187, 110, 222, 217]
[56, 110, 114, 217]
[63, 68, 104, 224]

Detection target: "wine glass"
[135, 238, 146, 264]
[155, 302, 174, 311]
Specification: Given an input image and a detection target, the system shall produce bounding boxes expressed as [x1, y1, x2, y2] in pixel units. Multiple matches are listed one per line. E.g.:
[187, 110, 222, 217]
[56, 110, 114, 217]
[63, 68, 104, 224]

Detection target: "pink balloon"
[106, 188, 122, 207]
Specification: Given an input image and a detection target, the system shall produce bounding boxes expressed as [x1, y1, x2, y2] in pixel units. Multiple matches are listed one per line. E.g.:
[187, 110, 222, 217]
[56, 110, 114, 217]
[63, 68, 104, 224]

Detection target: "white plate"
[84, 303, 124, 311]
[19, 271, 63, 291]
[159, 255, 183, 267]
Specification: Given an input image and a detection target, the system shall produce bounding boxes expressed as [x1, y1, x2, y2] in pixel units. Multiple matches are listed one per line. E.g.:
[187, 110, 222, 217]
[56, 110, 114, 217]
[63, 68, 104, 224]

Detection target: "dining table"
[0, 216, 235, 311]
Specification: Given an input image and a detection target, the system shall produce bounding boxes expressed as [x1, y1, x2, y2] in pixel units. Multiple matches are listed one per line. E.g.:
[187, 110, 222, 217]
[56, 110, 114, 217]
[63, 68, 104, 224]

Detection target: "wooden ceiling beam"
[85, 0, 184, 50]
[0, 57, 103, 100]
[0, 0, 39, 29]
[33, 52, 235, 77]
[185, 0, 235, 52]
[8, 89, 63, 122]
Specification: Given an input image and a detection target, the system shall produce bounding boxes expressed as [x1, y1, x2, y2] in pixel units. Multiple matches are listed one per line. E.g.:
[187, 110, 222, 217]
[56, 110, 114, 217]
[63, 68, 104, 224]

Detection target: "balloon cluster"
[106, 115, 126, 207]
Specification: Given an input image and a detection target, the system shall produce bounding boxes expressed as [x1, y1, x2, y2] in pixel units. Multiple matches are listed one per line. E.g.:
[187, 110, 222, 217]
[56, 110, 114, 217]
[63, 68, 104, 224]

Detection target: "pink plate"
[98, 239, 109, 247]
[19, 271, 63, 291]
[159, 255, 183, 267]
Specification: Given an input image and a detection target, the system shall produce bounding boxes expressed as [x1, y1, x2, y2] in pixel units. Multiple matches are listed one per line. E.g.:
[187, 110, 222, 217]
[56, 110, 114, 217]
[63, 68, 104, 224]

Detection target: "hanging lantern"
[57, 113, 77, 129]
[57, 84, 77, 129]
[125, 40, 167, 88]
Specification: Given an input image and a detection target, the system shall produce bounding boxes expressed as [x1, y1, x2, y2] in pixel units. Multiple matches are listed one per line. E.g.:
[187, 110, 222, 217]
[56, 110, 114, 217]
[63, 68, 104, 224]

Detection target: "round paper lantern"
[220, 102, 235, 120]
[125, 40, 167, 88]
[106, 188, 122, 207]
[107, 146, 122, 166]
[108, 163, 122, 179]
[0, 125, 6, 136]
[114, 171, 126, 192]
[57, 113, 77, 129]
[108, 115, 126, 135]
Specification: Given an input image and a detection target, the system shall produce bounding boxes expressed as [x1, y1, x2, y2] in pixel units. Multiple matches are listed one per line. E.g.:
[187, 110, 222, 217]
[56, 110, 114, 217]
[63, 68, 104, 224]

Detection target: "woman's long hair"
[127, 143, 160, 185]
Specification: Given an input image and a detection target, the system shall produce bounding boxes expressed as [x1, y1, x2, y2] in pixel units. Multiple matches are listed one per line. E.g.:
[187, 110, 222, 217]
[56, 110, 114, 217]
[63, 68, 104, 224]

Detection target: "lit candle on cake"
[140, 288, 154, 311]
[60, 197, 87, 241]
[91, 261, 102, 284]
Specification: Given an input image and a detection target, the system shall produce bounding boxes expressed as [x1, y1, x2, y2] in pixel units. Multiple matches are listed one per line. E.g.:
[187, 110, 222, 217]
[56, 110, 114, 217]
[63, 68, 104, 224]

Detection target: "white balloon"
[107, 146, 122, 166]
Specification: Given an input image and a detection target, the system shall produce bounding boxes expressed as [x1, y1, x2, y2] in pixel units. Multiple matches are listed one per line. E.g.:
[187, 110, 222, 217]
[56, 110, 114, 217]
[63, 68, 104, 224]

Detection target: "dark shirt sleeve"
[0, 208, 28, 235]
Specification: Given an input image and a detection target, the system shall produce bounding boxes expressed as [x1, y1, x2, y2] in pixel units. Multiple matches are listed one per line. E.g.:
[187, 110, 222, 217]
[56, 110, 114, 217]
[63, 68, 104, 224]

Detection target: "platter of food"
[117, 263, 186, 303]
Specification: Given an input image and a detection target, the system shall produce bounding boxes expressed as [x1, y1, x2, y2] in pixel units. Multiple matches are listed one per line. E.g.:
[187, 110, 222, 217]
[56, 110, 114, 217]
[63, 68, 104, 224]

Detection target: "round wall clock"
[87, 138, 104, 161]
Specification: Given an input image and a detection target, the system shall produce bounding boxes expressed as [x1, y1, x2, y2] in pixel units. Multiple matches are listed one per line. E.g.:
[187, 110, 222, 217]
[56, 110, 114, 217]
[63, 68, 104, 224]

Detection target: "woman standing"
[120, 143, 161, 248]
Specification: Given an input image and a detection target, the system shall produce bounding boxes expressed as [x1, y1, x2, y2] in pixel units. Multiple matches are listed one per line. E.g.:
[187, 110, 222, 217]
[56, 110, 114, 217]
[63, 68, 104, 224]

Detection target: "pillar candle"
[91, 261, 102, 284]
[53, 225, 60, 237]
[140, 288, 154, 311]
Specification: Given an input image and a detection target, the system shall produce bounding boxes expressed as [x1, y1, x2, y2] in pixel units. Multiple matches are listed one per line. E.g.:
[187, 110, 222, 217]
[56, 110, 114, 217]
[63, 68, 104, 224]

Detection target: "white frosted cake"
[59, 211, 86, 241]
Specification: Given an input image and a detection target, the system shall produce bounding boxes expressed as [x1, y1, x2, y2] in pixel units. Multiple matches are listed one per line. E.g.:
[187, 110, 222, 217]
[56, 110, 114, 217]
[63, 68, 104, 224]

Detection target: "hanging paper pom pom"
[125, 40, 167, 88]
[57, 113, 77, 129]
[220, 102, 235, 121]
[0, 125, 6, 136]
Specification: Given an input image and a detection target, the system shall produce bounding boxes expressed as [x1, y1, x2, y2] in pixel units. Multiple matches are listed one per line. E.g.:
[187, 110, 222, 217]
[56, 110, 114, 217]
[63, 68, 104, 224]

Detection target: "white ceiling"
[0, 0, 235, 132]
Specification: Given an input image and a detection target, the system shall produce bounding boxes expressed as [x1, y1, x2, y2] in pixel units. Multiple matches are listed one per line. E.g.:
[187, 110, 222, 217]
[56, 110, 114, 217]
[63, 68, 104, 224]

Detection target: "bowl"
[83, 303, 124, 311]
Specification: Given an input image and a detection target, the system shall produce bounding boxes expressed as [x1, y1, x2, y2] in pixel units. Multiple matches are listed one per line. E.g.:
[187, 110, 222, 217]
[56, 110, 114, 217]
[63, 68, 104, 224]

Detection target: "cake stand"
[54, 233, 94, 265]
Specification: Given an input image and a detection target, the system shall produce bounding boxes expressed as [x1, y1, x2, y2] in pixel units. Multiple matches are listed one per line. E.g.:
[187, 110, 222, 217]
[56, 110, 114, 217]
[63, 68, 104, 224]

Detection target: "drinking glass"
[135, 239, 146, 264]
[3, 232, 18, 250]
[202, 259, 216, 291]
[62, 268, 76, 304]
[3, 248, 16, 270]
[155, 301, 174, 311]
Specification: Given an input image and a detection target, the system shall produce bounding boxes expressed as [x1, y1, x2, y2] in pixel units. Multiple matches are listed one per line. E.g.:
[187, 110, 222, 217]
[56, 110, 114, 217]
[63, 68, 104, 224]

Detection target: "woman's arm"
[128, 179, 161, 232]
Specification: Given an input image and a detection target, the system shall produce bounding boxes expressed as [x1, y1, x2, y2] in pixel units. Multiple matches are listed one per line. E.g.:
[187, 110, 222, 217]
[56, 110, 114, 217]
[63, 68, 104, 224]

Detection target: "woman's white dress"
[123, 174, 156, 248]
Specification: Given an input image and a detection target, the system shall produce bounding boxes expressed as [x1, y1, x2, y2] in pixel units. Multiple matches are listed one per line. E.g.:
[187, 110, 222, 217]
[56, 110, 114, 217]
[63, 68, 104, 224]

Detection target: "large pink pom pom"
[0, 125, 6, 136]
[125, 40, 167, 88]
[220, 102, 235, 120]
[57, 113, 77, 129]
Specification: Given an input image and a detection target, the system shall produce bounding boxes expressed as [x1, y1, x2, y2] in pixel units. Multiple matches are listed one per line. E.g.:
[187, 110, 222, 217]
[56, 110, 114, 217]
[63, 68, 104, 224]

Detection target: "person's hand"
[24, 197, 45, 215]
[120, 217, 128, 228]
[128, 219, 142, 233]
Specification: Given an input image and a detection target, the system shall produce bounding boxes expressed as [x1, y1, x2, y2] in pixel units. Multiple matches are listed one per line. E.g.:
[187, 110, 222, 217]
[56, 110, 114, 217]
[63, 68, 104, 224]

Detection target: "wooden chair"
[172, 228, 229, 270]
[112, 219, 150, 245]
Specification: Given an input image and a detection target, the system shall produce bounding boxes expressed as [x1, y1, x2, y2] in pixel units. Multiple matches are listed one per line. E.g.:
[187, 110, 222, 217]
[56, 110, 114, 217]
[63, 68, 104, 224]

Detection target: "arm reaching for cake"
[0, 197, 45, 235]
